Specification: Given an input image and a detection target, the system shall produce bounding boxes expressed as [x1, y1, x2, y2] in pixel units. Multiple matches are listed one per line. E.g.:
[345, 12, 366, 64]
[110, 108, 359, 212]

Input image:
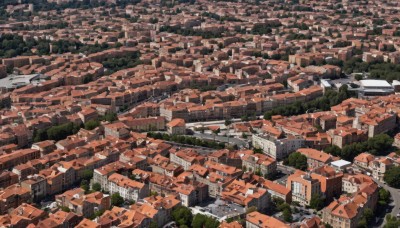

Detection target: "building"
[246, 211, 290, 228]
[297, 148, 334, 169]
[353, 153, 375, 170]
[221, 179, 269, 211]
[252, 134, 305, 160]
[108, 173, 149, 202]
[342, 173, 374, 194]
[287, 170, 321, 206]
[260, 179, 292, 203]
[241, 153, 277, 178]
[311, 166, 343, 202]
[358, 80, 394, 98]
[322, 182, 378, 228]
[167, 118, 186, 135]
[170, 148, 204, 170]
[368, 157, 394, 181]
[56, 188, 110, 218]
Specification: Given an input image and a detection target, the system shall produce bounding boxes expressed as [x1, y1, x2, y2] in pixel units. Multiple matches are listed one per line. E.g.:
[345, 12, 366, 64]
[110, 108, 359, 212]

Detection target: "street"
[373, 178, 400, 217]
[192, 132, 248, 148]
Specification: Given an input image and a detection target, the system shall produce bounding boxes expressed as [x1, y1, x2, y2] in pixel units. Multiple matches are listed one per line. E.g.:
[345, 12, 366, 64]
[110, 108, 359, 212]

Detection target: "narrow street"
[373, 178, 400, 217]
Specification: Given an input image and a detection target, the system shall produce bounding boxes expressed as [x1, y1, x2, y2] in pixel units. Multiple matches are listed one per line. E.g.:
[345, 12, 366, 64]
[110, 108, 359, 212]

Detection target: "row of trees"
[384, 166, 400, 188]
[264, 85, 353, 120]
[160, 25, 223, 39]
[343, 57, 400, 82]
[324, 134, 394, 161]
[33, 122, 82, 142]
[284, 152, 308, 171]
[0, 34, 123, 58]
[147, 132, 226, 149]
[102, 52, 142, 74]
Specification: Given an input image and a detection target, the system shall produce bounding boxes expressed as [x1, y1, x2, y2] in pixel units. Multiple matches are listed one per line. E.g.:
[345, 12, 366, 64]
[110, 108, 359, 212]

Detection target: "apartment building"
[252, 134, 305, 160]
[108, 173, 149, 202]
[287, 170, 321, 206]
[241, 153, 277, 177]
[297, 148, 334, 169]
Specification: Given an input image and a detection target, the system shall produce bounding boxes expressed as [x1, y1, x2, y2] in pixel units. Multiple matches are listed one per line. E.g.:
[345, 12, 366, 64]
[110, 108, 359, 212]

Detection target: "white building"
[358, 80, 394, 98]
[252, 134, 305, 160]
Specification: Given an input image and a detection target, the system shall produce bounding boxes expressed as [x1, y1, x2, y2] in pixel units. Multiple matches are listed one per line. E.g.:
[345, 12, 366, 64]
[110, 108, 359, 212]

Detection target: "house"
[353, 153, 375, 170]
[241, 153, 277, 178]
[56, 188, 110, 218]
[297, 148, 334, 170]
[107, 173, 150, 202]
[221, 179, 269, 211]
[311, 166, 343, 202]
[36, 211, 82, 228]
[167, 118, 186, 135]
[0, 203, 46, 227]
[246, 211, 290, 228]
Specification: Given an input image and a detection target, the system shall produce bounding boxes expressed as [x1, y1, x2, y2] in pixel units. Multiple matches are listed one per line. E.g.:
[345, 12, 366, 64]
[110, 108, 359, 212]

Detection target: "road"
[186, 119, 241, 128]
[373, 178, 400, 217]
[192, 132, 248, 148]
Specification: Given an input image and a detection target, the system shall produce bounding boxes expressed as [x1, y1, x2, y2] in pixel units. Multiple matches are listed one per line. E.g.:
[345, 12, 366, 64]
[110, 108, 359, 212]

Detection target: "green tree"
[47, 122, 76, 141]
[385, 214, 400, 228]
[378, 188, 391, 207]
[149, 221, 158, 228]
[80, 179, 89, 193]
[111, 193, 124, 207]
[171, 206, 193, 227]
[287, 152, 308, 170]
[282, 208, 292, 222]
[384, 166, 400, 188]
[92, 183, 101, 192]
[102, 112, 118, 122]
[253, 148, 263, 154]
[60, 206, 71, 212]
[85, 120, 100, 130]
[310, 194, 325, 210]
[246, 206, 257, 214]
[82, 170, 93, 181]
[192, 214, 219, 228]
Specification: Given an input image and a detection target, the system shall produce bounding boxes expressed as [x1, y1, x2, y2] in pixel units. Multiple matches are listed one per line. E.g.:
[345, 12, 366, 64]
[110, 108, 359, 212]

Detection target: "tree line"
[0, 34, 122, 59]
[147, 132, 226, 149]
[324, 134, 394, 161]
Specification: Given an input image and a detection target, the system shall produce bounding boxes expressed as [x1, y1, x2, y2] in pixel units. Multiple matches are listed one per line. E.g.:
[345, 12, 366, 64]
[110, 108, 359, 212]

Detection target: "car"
[396, 213, 400, 218]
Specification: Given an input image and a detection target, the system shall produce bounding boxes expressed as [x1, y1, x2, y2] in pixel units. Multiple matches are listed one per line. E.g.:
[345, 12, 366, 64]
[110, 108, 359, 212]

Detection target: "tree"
[60, 206, 71, 212]
[384, 166, 400, 188]
[355, 74, 363, 81]
[310, 194, 325, 211]
[282, 208, 292, 222]
[85, 120, 100, 130]
[171, 206, 193, 227]
[287, 152, 308, 170]
[385, 214, 400, 228]
[253, 148, 263, 154]
[378, 188, 391, 207]
[212, 128, 220, 142]
[111, 193, 124, 207]
[192, 214, 219, 228]
[92, 183, 101, 192]
[102, 112, 118, 122]
[149, 221, 158, 228]
[246, 206, 257, 214]
[225, 119, 232, 127]
[82, 170, 93, 181]
[80, 179, 89, 193]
